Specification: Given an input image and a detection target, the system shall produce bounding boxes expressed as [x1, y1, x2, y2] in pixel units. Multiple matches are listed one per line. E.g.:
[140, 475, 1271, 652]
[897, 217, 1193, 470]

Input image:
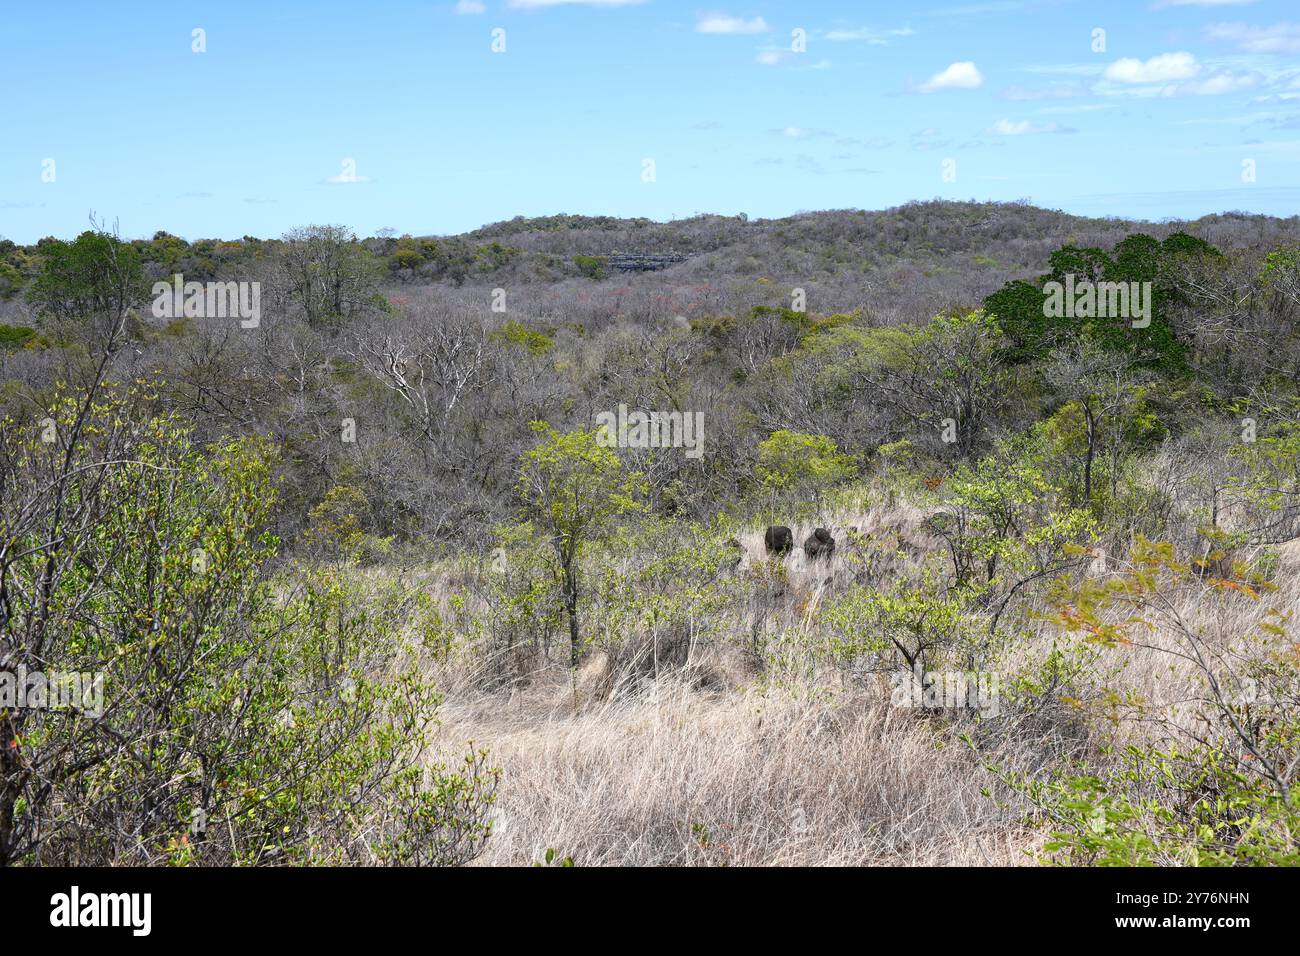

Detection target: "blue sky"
[3, 0, 1300, 242]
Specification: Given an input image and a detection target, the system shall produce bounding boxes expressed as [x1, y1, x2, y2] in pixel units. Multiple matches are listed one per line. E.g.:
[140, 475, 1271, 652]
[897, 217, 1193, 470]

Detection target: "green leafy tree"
[27, 227, 145, 348]
[517, 422, 644, 669]
[983, 232, 1217, 372]
[755, 429, 856, 514]
[928, 435, 1096, 640]
[572, 255, 607, 280]
[0, 383, 497, 865]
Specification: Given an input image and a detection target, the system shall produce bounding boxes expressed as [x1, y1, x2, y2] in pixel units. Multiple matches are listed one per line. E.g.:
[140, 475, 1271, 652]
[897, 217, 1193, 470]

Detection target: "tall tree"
[517, 423, 643, 670]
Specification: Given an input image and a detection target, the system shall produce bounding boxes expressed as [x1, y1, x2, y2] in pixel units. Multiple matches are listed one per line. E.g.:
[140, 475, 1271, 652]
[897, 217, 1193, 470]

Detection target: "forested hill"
[5, 200, 1300, 326]
[2, 199, 1300, 551]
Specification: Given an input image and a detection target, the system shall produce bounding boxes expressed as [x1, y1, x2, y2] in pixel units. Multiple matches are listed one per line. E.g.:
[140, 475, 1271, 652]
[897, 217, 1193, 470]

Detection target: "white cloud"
[1037, 103, 1117, 114]
[1103, 51, 1200, 84]
[696, 13, 769, 34]
[1015, 63, 1106, 76]
[1180, 71, 1259, 94]
[1205, 22, 1300, 54]
[1154, 0, 1255, 8]
[988, 119, 1032, 134]
[999, 82, 1086, 100]
[1094, 49, 1262, 97]
[824, 25, 914, 44]
[773, 126, 839, 139]
[1095, 64, 1258, 98]
[508, 0, 645, 8]
[755, 49, 784, 65]
[916, 61, 984, 92]
[985, 118, 1067, 135]
[926, 2, 1024, 15]
[455, 0, 486, 12]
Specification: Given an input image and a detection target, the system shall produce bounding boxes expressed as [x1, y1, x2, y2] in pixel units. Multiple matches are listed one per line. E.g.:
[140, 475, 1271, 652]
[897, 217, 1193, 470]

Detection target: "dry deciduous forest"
[2, 199, 1299, 866]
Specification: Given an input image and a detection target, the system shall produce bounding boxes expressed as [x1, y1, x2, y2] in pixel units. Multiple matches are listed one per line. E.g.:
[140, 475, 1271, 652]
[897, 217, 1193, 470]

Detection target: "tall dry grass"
[434, 673, 1040, 866]
[405, 497, 1299, 866]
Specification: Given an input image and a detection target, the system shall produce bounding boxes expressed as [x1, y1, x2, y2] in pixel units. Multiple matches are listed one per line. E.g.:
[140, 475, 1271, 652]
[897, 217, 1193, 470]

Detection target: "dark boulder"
[764, 525, 794, 556]
[803, 528, 836, 560]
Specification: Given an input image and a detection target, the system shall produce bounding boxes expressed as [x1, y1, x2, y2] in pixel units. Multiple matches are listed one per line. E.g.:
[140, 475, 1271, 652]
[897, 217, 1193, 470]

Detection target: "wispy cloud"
[454, 0, 486, 13]
[1182, 72, 1259, 94]
[1036, 103, 1118, 114]
[999, 82, 1086, 100]
[915, 61, 984, 92]
[1014, 63, 1106, 76]
[1104, 52, 1200, 84]
[925, 1, 1027, 16]
[696, 13, 769, 34]
[911, 127, 952, 150]
[824, 25, 914, 44]
[984, 118, 1073, 135]
[1096, 52, 1260, 96]
[1154, 0, 1255, 8]
[508, 0, 645, 8]
[1205, 22, 1300, 55]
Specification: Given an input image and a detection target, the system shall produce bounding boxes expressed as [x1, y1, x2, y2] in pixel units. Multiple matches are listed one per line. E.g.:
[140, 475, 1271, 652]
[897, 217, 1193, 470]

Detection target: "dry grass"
[433, 670, 1041, 866]
[406, 497, 1299, 866]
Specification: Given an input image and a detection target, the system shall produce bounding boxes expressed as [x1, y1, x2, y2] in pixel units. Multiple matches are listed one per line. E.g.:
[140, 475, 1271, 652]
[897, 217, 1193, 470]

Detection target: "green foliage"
[572, 255, 608, 280]
[825, 572, 982, 676]
[750, 304, 854, 339]
[0, 260, 24, 299]
[1226, 420, 1300, 524]
[304, 483, 370, 558]
[491, 319, 554, 356]
[534, 847, 575, 866]
[517, 422, 646, 668]
[755, 430, 856, 495]
[0, 387, 496, 865]
[930, 434, 1096, 587]
[1006, 745, 1300, 866]
[999, 536, 1300, 865]
[983, 231, 1217, 371]
[981, 280, 1044, 364]
[519, 422, 645, 546]
[27, 229, 145, 326]
[390, 249, 425, 272]
[474, 241, 518, 271]
[0, 325, 42, 350]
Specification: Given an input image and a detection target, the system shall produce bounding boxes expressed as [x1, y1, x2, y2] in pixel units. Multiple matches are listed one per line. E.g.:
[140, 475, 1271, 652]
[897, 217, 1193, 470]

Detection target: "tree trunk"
[562, 559, 580, 670]
[1083, 400, 1096, 503]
